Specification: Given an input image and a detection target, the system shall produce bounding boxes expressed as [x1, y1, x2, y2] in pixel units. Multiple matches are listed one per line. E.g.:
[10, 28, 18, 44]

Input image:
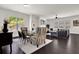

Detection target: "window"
[8, 16, 24, 30]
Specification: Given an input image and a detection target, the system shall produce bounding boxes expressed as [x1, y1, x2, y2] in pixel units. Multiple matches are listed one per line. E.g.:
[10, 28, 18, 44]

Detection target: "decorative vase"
[2, 20, 8, 33]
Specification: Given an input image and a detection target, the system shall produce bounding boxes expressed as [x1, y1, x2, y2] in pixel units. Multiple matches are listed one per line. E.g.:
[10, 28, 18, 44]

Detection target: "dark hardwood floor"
[1, 34, 79, 54]
[2, 39, 25, 54]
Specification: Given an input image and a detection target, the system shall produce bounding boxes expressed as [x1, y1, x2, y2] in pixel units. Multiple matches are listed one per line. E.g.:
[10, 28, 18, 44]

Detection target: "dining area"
[17, 26, 53, 54]
[18, 27, 47, 47]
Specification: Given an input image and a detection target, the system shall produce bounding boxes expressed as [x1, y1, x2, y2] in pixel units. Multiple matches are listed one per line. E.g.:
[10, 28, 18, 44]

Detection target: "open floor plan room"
[0, 4, 79, 54]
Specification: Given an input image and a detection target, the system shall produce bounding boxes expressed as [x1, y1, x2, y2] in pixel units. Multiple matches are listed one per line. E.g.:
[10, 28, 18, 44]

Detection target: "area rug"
[18, 39, 53, 54]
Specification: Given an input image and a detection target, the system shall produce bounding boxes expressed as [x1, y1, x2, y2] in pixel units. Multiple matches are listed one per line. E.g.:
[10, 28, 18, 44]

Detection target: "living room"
[0, 4, 79, 54]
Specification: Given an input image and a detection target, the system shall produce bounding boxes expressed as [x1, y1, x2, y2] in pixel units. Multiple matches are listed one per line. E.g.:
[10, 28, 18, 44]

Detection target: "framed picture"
[73, 20, 79, 26]
[41, 19, 45, 25]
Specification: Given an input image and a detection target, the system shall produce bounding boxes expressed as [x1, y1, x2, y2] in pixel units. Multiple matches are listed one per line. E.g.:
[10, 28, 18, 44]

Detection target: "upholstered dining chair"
[21, 30, 31, 44]
[31, 27, 47, 47]
[18, 31, 24, 44]
[21, 31, 27, 44]
[18, 31, 22, 38]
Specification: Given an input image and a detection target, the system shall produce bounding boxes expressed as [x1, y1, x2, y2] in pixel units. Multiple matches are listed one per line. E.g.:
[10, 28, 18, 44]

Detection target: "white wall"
[46, 15, 79, 34]
[46, 17, 71, 30]
[32, 15, 40, 28]
[28, 15, 40, 32]
[0, 8, 40, 37]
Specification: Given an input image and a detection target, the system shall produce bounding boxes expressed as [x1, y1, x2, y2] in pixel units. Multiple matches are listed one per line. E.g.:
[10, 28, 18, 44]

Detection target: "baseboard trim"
[13, 36, 19, 39]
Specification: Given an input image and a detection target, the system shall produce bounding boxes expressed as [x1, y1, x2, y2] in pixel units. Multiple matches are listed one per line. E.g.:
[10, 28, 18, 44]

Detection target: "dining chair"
[31, 27, 47, 47]
[18, 31, 22, 38]
[18, 31, 23, 43]
[21, 31, 27, 44]
[21, 30, 32, 44]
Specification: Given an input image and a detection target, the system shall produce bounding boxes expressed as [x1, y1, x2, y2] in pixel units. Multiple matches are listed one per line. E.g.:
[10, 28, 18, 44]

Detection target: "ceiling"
[0, 4, 79, 18]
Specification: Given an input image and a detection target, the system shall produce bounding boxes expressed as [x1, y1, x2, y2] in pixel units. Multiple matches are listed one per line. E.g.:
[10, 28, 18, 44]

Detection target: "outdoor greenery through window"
[8, 16, 24, 29]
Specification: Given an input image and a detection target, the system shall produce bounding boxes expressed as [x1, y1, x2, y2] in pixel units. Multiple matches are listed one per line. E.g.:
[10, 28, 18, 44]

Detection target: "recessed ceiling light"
[24, 4, 30, 7]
